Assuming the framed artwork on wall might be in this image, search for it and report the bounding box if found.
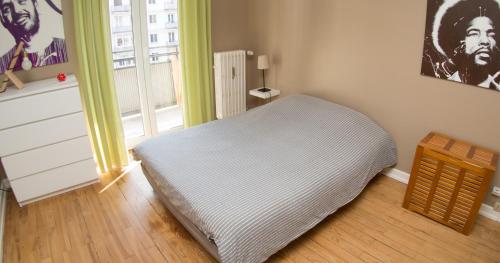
[421,0,500,91]
[0,0,67,74]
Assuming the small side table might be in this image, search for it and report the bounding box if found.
[249,88,280,100]
[403,132,498,234]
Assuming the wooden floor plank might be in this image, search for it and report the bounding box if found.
[3,171,500,263]
[365,178,500,261]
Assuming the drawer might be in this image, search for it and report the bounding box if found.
[2,136,93,180]
[10,158,98,204]
[0,112,87,157]
[0,87,82,130]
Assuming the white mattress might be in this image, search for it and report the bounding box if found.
[133,94,397,263]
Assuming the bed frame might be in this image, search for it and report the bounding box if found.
[140,164,222,262]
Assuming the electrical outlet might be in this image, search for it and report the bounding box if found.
[493,186,500,197]
[494,201,500,212]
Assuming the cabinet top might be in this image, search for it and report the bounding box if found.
[0,74,77,102]
[420,132,498,172]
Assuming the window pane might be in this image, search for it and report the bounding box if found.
[146,0,183,132]
[108,1,146,140]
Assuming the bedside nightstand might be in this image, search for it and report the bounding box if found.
[249,88,280,100]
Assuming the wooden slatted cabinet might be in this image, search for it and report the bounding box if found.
[403,132,498,234]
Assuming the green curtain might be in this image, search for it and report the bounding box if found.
[73,0,128,174]
[179,0,215,127]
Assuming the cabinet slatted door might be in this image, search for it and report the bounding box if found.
[403,132,498,235]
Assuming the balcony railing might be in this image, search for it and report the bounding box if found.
[164,2,177,10]
[165,23,178,29]
[112,52,181,113]
[111,5,130,12]
[112,25,132,33]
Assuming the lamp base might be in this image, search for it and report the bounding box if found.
[258,87,271,92]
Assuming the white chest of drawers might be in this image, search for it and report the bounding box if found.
[0,75,99,206]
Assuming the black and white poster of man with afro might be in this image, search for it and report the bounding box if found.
[421,0,500,91]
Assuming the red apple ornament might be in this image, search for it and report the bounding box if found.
[57,72,66,82]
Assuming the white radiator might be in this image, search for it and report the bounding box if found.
[214,50,247,119]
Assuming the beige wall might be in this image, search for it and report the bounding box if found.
[247,0,500,205]
[211,0,260,107]
[212,0,250,52]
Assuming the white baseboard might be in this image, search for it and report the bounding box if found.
[479,204,500,222]
[382,168,500,223]
[383,168,409,184]
[0,179,8,263]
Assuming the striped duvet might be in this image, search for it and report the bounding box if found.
[133,94,397,263]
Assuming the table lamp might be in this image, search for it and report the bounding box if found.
[257,55,270,92]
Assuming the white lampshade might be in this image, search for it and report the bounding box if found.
[257,55,269,70]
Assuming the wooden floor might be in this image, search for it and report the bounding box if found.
[4,169,500,263]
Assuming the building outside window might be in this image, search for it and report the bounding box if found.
[110,0,179,68]
[167,14,175,24]
[114,16,122,27]
[114,33,132,48]
[168,32,175,43]
[151,54,160,62]
[117,60,132,68]
[114,16,124,27]
[150,34,158,43]
[121,37,130,47]
[149,15,157,24]
[108,0,182,140]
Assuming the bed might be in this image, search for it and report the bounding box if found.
[132,94,397,263]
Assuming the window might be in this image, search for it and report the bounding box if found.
[122,38,130,47]
[114,34,132,49]
[150,34,158,43]
[167,14,175,24]
[151,54,159,62]
[168,32,175,43]
[149,15,156,24]
[107,0,183,144]
[114,16,123,27]
[116,59,134,68]
[113,15,131,28]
